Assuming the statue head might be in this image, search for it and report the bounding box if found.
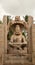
[15,25,21,35]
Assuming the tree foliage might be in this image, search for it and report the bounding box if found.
[25,15,28,22]
[0,21,2,24]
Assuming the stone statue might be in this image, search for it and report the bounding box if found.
[10,25,27,43]
[8,16,27,54]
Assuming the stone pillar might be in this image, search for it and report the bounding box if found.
[2,16,7,65]
[0,24,4,65]
[32,24,35,65]
[27,16,33,62]
[3,16,7,54]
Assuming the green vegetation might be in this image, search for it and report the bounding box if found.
[25,15,28,22]
[7,16,11,24]
[7,16,13,40]
[7,29,13,40]
[22,32,26,37]
[7,31,13,40]
[0,21,3,24]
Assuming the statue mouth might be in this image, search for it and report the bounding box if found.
[15,33,21,35]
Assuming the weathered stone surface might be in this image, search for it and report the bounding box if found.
[0,16,33,65]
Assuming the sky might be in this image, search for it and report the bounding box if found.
[0,0,35,21]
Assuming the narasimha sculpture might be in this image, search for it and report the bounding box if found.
[7,16,28,55]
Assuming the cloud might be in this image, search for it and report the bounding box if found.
[0,4,11,20]
[0,4,6,20]
[0,0,35,20]
[0,0,35,16]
